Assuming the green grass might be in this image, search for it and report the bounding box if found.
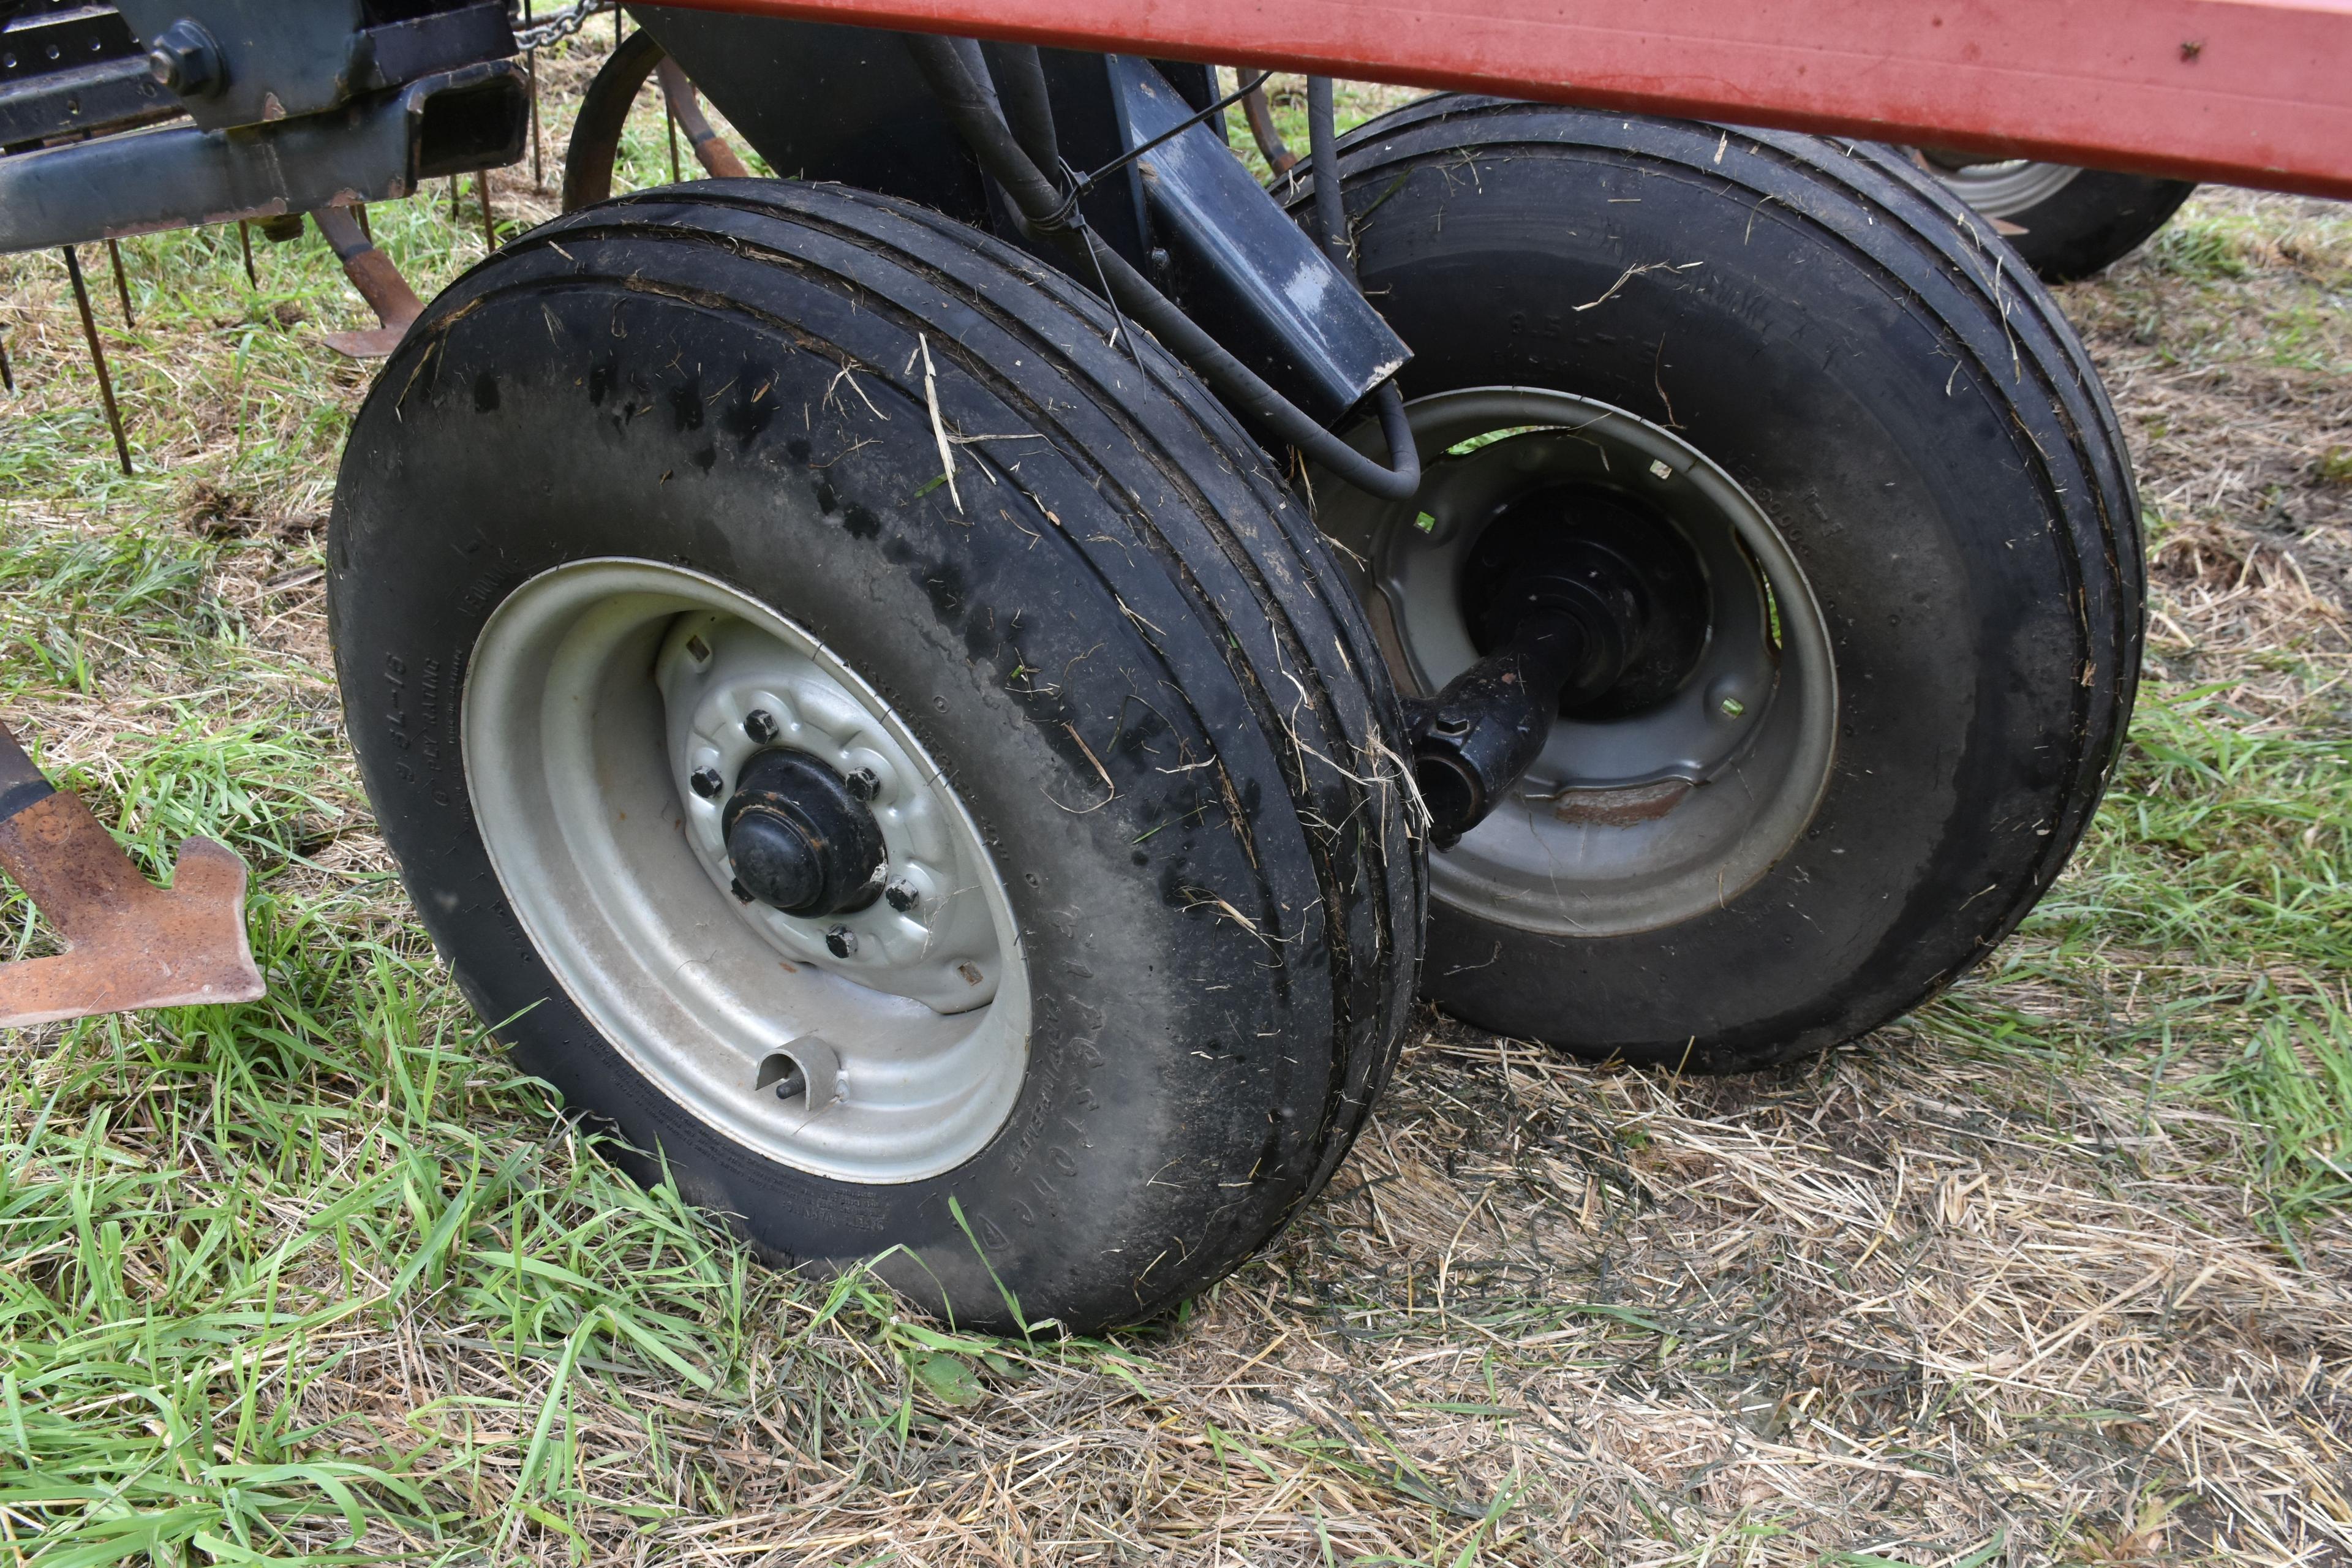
[2,58,2348,1568]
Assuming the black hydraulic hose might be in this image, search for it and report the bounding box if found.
[902,35,1421,502]
[1305,76,1350,276]
[990,43,1061,179]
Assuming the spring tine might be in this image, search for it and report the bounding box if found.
[105,238,135,328]
[61,246,132,476]
[356,202,372,243]
[0,330,13,395]
[237,219,257,287]
[478,174,497,250]
[667,96,682,183]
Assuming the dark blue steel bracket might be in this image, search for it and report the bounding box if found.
[1104,55,1403,421]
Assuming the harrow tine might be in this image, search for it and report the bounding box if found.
[0,329,13,395]
[60,246,132,477]
[237,219,258,288]
[0,723,263,1028]
[105,238,135,328]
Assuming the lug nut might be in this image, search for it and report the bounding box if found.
[743,708,779,744]
[845,766,881,801]
[730,876,754,903]
[689,765,724,799]
[824,925,857,958]
[146,18,224,98]
[884,876,919,913]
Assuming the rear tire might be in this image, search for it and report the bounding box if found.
[1310,100,2142,1072]
[1907,154,2195,282]
[329,181,1420,1332]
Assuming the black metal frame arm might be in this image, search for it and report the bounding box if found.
[902,34,1422,503]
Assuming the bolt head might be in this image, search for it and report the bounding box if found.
[689,765,724,799]
[845,766,881,801]
[145,19,222,97]
[824,925,857,959]
[729,876,754,903]
[743,708,780,744]
[884,877,919,913]
[1719,696,1746,718]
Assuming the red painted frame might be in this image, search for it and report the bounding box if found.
[652,0,2352,199]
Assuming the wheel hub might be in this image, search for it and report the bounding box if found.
[1314,389,1839,938]
[720,747,887,917]
[462,559,1028,1183]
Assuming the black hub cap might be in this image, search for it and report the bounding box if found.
[720,749,888,917]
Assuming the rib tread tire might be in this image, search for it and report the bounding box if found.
[330,181,1422,1329]
[1313,100,2142,1071]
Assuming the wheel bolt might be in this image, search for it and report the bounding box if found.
[730,876,754,903]
[884,876,919,913]
[1719,696,1746,718]
[825,925,857,958]
[845,766,881,801]
[689,765,725,799]
[744,708,780,744]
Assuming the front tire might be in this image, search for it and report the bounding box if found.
[1311,101,2143,1072]
[329,182,1421,1332]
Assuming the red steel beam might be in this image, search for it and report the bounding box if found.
[649,0,2352,198]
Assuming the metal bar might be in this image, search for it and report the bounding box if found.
[0,331,13,396]
[60,247,132,477]
[0,721,264,1028]
[105,238,135,328]
[479,173,498,249]
[655,58,750,177]
[237,219,257,287]
[638,0,2352,198]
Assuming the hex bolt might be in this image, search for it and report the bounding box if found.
[730,876,754,903]
[146,18,224,99]
[1719,696,1747,718]
[884,877,920,913]
[824,925,857,958]
[689,765,724,799]
[845,766,881,802]
[743,708,779,744]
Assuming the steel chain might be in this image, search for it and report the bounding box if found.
[511,0,616,52]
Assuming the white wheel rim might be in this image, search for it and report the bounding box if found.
[462,558,1029,1183]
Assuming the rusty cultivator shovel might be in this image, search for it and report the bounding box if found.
[0,725,263,1028]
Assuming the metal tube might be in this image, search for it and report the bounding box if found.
[902,35,1421,503]
[61,246,132,477]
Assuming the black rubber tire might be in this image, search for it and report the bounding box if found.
[1313,100,2142,1072]
[328,181,1422,1332]
[1927,161,2196,283]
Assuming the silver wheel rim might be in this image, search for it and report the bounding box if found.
[462,558,1029,1183]
[1912,152,2081,220]
[1317,389,1838,937]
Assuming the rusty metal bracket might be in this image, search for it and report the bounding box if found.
[0,725,265,1028]
[314,206,426,360]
